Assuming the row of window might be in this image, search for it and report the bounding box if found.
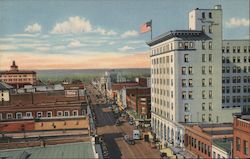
[202,12,212,19]
[222,76,250,84]
[222,86,250,94]
[188,136,211,157]
[0,75,29,78]
[182,91,193,100]
[151,43,174,55]
[152,88,173,97]
[182,66,213,75]
[151,78,174,86]
[152,97,174,108]
[153,107,174,121]
[151,55,173,65]
[1,78,32,82]
[222,46,250,53]
[184,102,213,112]
[222,66,250,73]
[222,56,250,63]
[0,110,80,120]
[151,67,174,75]
[222,96,250,103]
[236,137,249,155]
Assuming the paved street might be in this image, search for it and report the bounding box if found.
[86,84,160,159]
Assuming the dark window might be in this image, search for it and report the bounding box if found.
[202,12,205,18]
[209,12,212,18]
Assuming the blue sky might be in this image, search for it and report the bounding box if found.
[0,0,249,69]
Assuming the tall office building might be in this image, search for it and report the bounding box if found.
[147,5,249,147]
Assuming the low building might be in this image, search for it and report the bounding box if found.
[233,107,250,158]
[63,83,85,98]
[0,82,13,106]
[126,87,151,119]
[110,82,138,100]
[183,123,233,158]
[0,61,37,88]
[212,138,232,159]
[0,141,102,159]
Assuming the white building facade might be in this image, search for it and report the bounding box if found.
[148,5,249,148]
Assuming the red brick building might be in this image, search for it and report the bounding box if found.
[233,113,250,158]
[126,87,151,119]
[183,123,233,158]
[111,82,138,99]
[0,61,37,88]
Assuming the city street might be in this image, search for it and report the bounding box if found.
[86,84,160,159]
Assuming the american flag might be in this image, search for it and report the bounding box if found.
[140,21,152,33]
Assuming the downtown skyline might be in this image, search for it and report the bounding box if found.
[0,0,249,70]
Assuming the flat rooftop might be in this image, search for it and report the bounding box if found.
[0,142,95,159]
[213,138,233,153]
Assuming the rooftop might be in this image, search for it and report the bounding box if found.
[0,142,95,159]
[213,138,233,153]
[147,30,211,46]
[0,70,36,74]
[0,82,13,90]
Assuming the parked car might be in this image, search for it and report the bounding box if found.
[123,134,135,145]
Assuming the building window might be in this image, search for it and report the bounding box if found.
[57,111,63,117]
[179,42,183,48]
[209,66,212,74]
[208,114,212,122]
[184,54,189,62]
[209,78,212,86]
[202,42,205,50]
[233,46,236,53]
[189,91,193,99]
[36,112,43,118]
[184,103,189,112]
[202,103,205,110]
[209,102,212,110]
[244,46,247,53]
[73,110,78,116]
[15,112,22,119]
[188,67,193,74]
[209,12,212,18]
[202,91,206,99]
[26,112,32,118]
[209,54,212,62]
[202,54,206,62]
[202,79,206,87]
[236,137,241,151]
[202,12,205,18]
[184,115,189,122]
[189,42,194,48]
[202,66,206,74]
[182,91,186,99]
[64,111,70,116]
[209,90,212,99]
[202,114,205,122]
[182,79,186,87]
[209,41,212,50]
[7,113,12,119]
[202,25,205,32]
[209,25,212,33]
[244,140,249,155]
[237,46,240,53]
[226,46,230,53]
[47,111,52,117]
[189,79,193,87]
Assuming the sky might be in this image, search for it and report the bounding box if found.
[0,0,249,70]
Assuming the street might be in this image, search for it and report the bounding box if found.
[86,84,160,159]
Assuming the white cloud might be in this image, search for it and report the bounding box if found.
[50,16,117,36]
[68,40,83,48]
[121,30,139,38]
[51,16,92,34]
[94,28,117,36]
[225,18,250,27]
[118,45,135,52]
[25,23,42,33]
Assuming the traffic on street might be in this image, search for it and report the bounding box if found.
[85,84,161,159]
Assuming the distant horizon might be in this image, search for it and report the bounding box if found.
[0,67,150,71]
[0,0,249,69]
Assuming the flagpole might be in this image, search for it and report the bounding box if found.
[150,19,152,40]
